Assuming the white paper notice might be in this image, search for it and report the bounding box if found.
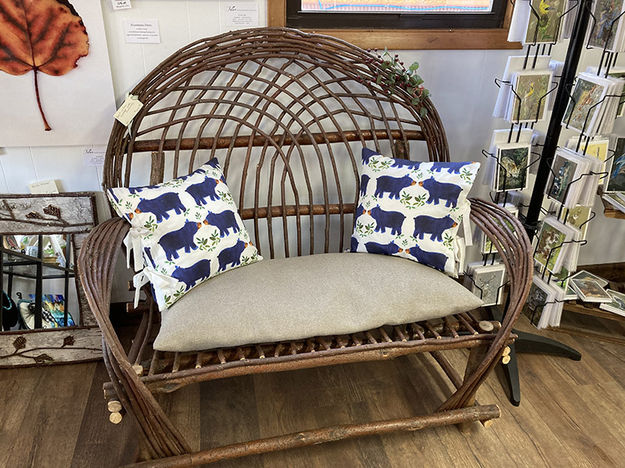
[220,1,258,31]
[83,146,107,167]
[111,0,132,10]
[29,180,59,194]
[124,19,160,44]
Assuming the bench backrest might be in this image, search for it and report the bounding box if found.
[104,27,449,258]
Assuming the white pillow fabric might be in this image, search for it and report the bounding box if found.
[107,159,261,310]
[350,148,480,276]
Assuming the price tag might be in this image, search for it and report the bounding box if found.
[111,0,132,10]
[114,95,143,126]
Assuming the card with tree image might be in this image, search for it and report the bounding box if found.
[509,71,553,123]
[493,143,530,192]
[525,0,567,44]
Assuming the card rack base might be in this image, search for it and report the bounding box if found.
[489,307,582,406]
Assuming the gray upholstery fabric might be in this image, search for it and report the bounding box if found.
[154,253,483,352]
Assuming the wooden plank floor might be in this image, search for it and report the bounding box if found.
[2,315,625,468]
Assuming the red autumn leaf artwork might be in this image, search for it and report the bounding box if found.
[0,0,90,131]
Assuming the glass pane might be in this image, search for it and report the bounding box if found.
[2,234,78,331]
[301,0,494,13]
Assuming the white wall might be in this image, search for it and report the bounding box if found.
[1,0,623,272]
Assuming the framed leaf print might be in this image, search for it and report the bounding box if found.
[0,0,116,146]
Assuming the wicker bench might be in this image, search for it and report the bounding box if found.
[78,28,532,466]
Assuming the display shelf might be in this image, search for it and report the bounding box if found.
[0,235,74,330]
[2,249,75,280]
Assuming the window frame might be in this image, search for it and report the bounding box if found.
[268,0,521,50]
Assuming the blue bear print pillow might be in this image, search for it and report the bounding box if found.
[350,148,480,277]
[107,158,262,311]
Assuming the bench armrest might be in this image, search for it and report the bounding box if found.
[441,197,533,411]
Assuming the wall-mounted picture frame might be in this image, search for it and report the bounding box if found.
[0,193,101,368]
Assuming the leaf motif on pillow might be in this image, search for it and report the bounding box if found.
[399,192,426,209]
[460,168,474,183]
[368,157,392,172]
[356,221,375,237]
[443,233,454,250]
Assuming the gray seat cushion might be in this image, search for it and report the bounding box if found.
[154,253,483,352]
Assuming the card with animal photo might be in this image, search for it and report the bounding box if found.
[464,262,507,307]
[509,71,553,123]
[562,74,611,134]
[523,277,557,328]
[534,217,576,274]
[570,270,609,287]
[493,143,530,192]
[525,0,567,44]
[565,205,592,239]
[570,278,613,303]
[546,149,583,206]
[588,0,625,51]
[493,56,551,118]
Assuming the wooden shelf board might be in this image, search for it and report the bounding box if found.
[600,194,625,219]
[563,301,625,323]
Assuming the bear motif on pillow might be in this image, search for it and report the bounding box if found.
[108,158,261,310]
[351,148,480,276]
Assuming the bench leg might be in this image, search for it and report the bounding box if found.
[457,343,490,432]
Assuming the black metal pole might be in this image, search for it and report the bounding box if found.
[524,0,592,237]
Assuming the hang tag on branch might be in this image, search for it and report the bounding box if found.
[114,95,143,126]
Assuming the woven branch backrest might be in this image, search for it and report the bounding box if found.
[104,28,449,258]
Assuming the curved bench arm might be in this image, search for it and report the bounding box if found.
[440,198,533,411]
[78,218,191,459]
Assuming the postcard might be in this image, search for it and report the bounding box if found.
[465,263,507,307]
[570,278,613,302]
[525,0,567,44]
[571,270,610,287]
[523,277,556,328]
[510,71,553,123]
[599,289,625,317]
[588,0,625,51]
[534,217,575,274]
[547,150,580,205]
[562,74,610,134]
[565,205,592,239]
[494,144,531,192]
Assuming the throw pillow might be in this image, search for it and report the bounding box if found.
[107,158,261,310]
[350,148,480,276]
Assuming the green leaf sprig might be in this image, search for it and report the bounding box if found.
[366,48,430,117]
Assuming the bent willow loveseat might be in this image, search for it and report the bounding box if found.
[79,28,532,466]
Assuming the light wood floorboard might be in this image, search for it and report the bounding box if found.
[1,316,625,468]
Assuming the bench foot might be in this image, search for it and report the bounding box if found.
[127,405,500,467]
